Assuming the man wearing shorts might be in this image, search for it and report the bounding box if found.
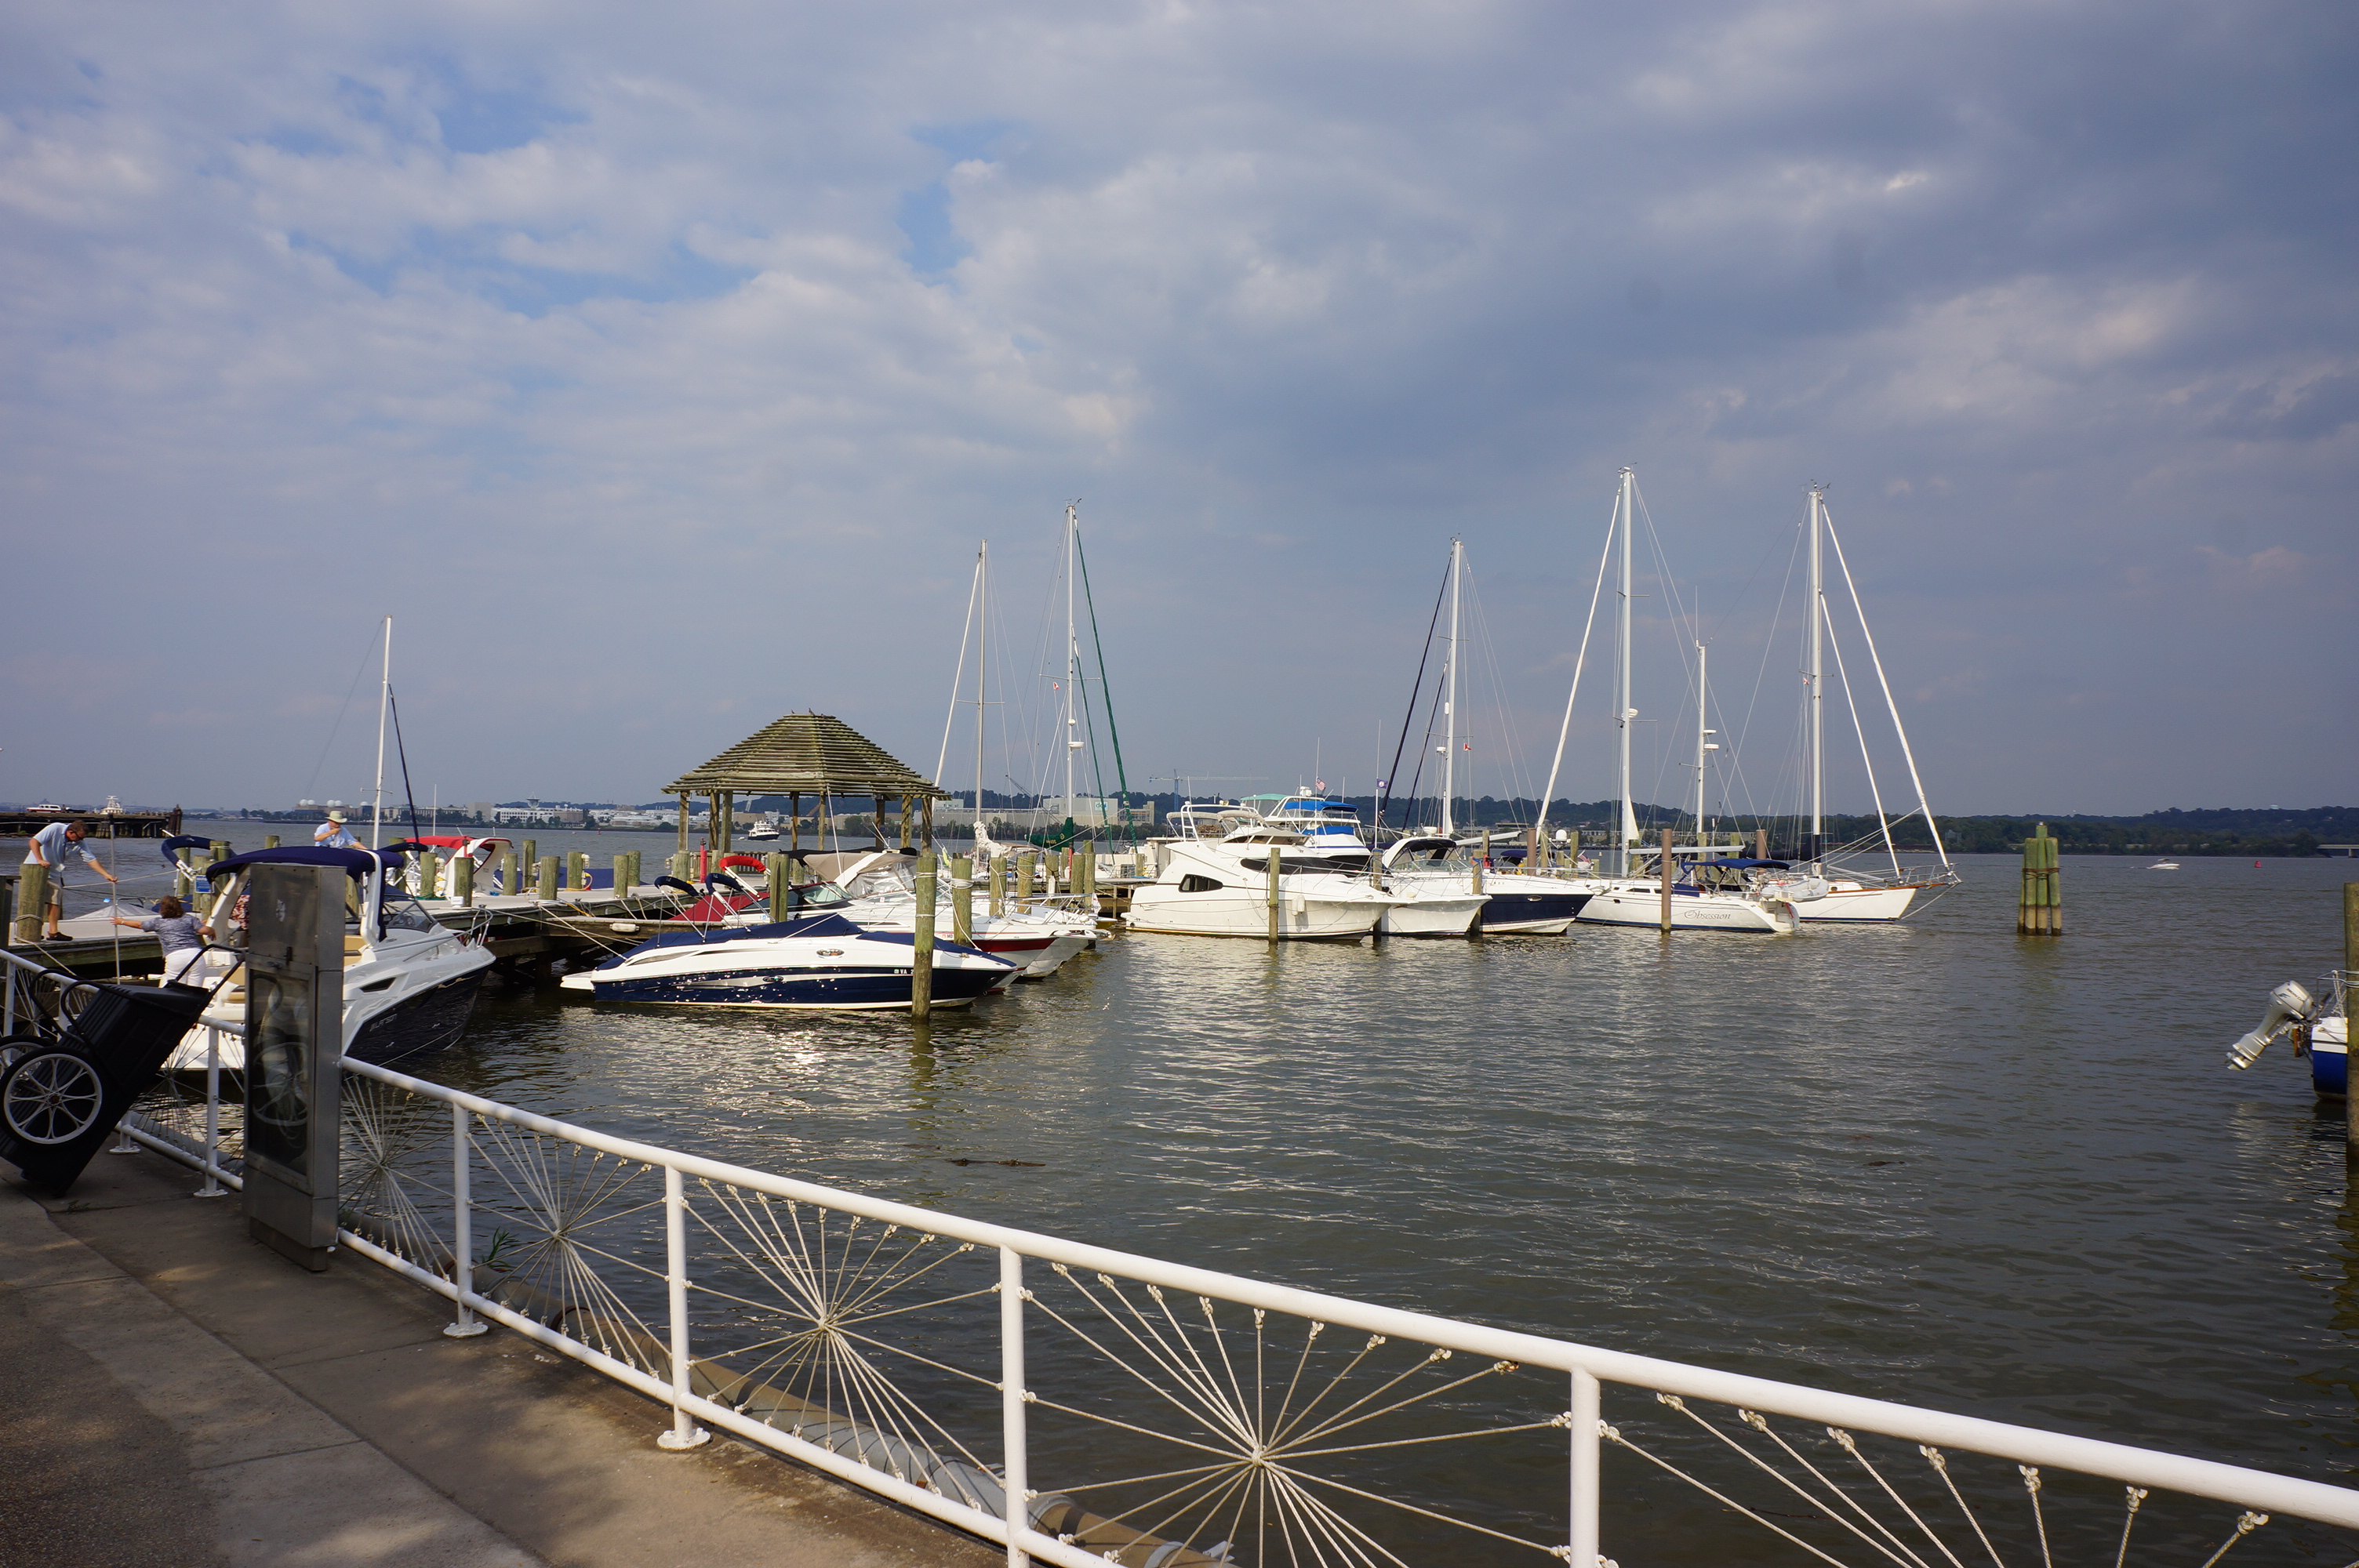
[22,818,120,940]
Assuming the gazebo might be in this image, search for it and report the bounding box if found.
[665,712,951,855]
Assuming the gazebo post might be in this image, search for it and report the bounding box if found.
[675,793,688,855]
[921,796,933,850]
[789,792,799,855]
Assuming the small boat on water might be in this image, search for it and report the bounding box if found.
[1126,818,1407,940]
[558,913,1016,1009]
[2148,859,2181,871]
[1575,855,1814,934]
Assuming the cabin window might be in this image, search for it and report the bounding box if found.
[1179,874,1224,893]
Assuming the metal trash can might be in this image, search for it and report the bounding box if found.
[0,982,212,1196]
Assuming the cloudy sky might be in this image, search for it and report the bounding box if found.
[5,1,2353,818]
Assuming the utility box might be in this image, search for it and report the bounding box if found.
[242,863,346,1271]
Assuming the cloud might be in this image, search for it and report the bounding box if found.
[0,0,2354,814]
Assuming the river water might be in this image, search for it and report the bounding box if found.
[59,830,2359,1560]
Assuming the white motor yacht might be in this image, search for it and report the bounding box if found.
[1125,816,1407,940]
[165,846,495,1073]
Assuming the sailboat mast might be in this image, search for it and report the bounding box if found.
[1442,539,1461,837]
[1616,467,1634,875]
[1807,487,1824,866]
[976,542,989,835]
[371,615,391,851]
[1694,641,1708,837]
[1063,503,1078,827]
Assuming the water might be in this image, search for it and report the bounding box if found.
[55,831,2359,1556]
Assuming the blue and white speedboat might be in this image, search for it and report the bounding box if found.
[559,913,1017,1010]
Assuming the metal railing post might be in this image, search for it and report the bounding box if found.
[194,1026,225,1198]
[443,1104,487,1338]
[657,1163,710,1450]
[1571,1368,1601,1567]
[1001,1246,1030,1567]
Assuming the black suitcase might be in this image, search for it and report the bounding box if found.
[0,982,213,1196]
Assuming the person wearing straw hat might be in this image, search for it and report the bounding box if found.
[313,809,361,851]
[22,818,118,941]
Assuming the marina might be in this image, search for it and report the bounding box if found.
[5,8,2350,1559]
[10,826,2359,1563]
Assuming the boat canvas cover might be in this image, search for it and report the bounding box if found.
[204,845,404,882]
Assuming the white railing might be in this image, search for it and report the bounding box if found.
[323,1061,2359,1567]
[68,997,2359,1566]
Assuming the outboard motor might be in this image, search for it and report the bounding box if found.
[2226,981,2321,1070]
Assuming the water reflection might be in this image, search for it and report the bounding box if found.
[431,855,2359,1513]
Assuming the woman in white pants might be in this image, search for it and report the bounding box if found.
[112,895,214,984]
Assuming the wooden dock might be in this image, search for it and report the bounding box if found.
[0,809,182,840]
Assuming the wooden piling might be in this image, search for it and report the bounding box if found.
[536,855,560,901]
[2018,824,2061,934]
[264,834,281,850]
[989,852,1005,916]
[1659,828,1674,934]
[453,854,474,907]
[174,847,194,902]
[1754,829,1768,862]
[420,851,441,900]
[951,855,973,944]
[2346,884,2357,1162]
[499,851,519,899]
[1267,844,1282,943]
[911,851,936,1019]
[14,865,46,944]
[1016,851,1034,908]
[521,840,538,882]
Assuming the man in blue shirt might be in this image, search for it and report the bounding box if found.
[313,810,361,851]
[23,818,120,941]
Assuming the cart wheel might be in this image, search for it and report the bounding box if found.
[2,1048,108,1145]
[0,1033,48,1073]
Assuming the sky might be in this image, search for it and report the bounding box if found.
[4,1,2354,819]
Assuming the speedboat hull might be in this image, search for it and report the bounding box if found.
[573,916,1016,1011]
[1125,885,1394,939]
[1377,893,1486,936]
[2313,1016,2349,1098]
[1576,885,1797,933]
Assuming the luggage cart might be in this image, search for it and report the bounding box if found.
[0,980,213,1196]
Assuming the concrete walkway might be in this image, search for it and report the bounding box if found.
[0,1149,997,1568]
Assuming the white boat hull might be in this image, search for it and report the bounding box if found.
[1796,882,1921,922]
[1576,885,1797,933]
[1126,886,1393,939]
[1377,891,1486,936]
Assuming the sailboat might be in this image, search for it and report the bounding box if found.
[1786,487,1961,922]
[1376,539,1590,935]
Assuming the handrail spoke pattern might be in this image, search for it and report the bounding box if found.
[211,1058,2359,1568]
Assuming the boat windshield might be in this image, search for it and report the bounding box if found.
[375,889,442,938]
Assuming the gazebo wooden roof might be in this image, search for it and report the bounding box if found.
[665,712,949,801]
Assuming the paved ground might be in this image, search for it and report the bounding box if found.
[0,1148,999,1568]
